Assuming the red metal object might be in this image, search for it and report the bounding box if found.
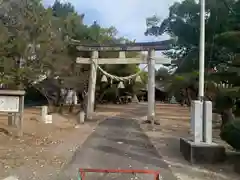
[79,168,160,180]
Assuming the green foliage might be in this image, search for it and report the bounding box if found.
[52,0,75,18]
[156,67,169,80]
[215,92,235,111]
[51,0,142,97]
[0,0,69,88]
[145,0,240,97]
[101,85,118,102]
[0,0,142,96]
[146,0,240,73]
[145,0,240,148]
[220,120,240,150]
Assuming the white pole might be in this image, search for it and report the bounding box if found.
[198,0,205,101]
[199,0,206,143]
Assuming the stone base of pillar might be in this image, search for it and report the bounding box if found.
[180,138,226,164]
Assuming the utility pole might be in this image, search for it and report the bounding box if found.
[198,0,205,101]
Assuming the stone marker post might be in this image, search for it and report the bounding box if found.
[203,101,212,144]
[191,100,203,143]
[181,100,225,164]
[79,111,85,124]
[41,106,48,122]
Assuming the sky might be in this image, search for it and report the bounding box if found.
[43,0,177,69]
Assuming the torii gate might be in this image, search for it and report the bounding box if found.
[75,40,173,123]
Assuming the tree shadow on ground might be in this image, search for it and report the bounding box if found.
[91,117,168,168]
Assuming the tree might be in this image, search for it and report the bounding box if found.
[156,66,170,81]
[145,0,240,149]
[0,0,146,111]
[0,0,69,88]
[52,0,75,18]
[0,0,91,109]
[145,0,239,73]
[145,0,240,100]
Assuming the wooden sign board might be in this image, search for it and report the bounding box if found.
[0,96,20,112]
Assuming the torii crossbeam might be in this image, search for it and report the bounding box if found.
[75,40,173,124]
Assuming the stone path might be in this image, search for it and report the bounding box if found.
[56,117,177,180]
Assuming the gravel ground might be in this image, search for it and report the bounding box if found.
[1,103,238,180]
[137,104,240,180]
[0,106,118,180]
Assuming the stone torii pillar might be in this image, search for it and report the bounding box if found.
[87,51,98,119]
[147,49,155,125]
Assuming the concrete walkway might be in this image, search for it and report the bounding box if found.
[56,117,176,180]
